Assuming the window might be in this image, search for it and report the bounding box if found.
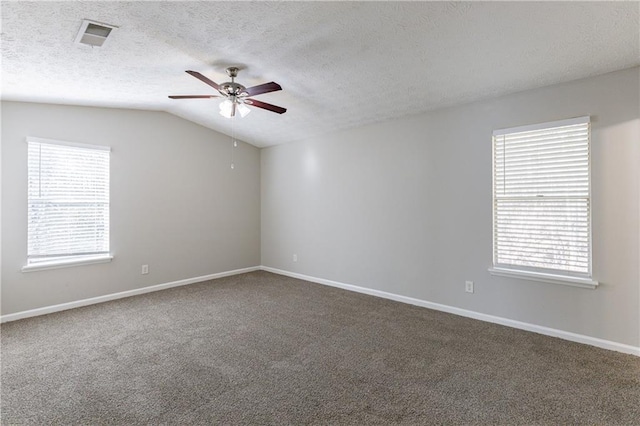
[24,137,111,271]
[489,117,597,288]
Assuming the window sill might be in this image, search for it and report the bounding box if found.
[488,267,598,289]
[22,255,113,273]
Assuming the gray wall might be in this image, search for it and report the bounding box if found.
[261,67,640,347]
[1,102,261,315]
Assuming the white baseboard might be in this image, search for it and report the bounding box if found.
[260,266,640,357]
[4,265,638,357]
[0,266,261,323]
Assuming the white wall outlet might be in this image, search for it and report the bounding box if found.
[141,264,149,275]
[465,280,474,293]
[293,254,298,262]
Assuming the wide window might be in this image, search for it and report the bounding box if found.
[24,137,111,270]
[490,116,597,288]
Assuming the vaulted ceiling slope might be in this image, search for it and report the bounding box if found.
[1,1,638,148]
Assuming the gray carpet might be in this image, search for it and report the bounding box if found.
[1,271,639,425]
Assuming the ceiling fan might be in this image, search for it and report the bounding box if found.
[169,67,287,118]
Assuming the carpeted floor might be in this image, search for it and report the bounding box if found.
[1,271,639,425]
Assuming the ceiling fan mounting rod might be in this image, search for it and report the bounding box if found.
[226,66,239,81]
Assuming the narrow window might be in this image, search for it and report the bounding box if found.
[491,117,595,286]
[25,137,111,269]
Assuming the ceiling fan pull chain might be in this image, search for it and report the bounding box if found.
[230,116,236,170]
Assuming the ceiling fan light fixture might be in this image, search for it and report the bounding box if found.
[219,99,233,118]
[237,102,251,118]
[219,99,251,118]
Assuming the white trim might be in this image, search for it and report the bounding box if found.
[492,115,590,136]
[488,267,598,289]
[26,136,111,151]
[260,266,639,357]
[1,266,260,323]
[22,255,113,272]
[4,265,636,356]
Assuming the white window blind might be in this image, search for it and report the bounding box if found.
[492,116,592,279]
[27,137,110,266]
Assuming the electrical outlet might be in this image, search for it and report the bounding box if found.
[465,280,474,293]
[141,264,149,275]
[293,254,298,262]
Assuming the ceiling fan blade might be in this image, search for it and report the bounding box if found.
[245,98,287,114]
[185,70,220,91]
[243,82,282,97]
[168,95,220,99]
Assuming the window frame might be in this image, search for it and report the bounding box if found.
[488,117,598,289]
[22,136,113,272]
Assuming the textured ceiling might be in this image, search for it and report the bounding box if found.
[1,1,639,148]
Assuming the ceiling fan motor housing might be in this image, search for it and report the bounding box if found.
[218,82,247,97]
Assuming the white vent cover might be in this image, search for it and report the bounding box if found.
[75,19,118,47]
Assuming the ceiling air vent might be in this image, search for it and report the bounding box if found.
[75,19,118,47]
